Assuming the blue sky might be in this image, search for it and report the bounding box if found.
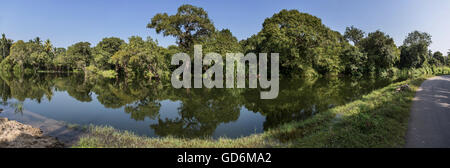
[1,0,449,53]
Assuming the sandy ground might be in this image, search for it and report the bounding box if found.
[0,117,64,148]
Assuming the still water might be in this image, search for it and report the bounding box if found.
[0,73,398,139]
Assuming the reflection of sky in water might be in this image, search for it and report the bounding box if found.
[0,91,265,138]
[0,74,398,141]
[213,107,265,138]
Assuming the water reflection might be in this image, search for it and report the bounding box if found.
[0,73,397,138]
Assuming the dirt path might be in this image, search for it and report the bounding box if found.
[406,75,450,148]
[0,117,64,148]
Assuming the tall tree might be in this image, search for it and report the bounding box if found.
[43,39,53,53]
[358,30,400,71]
[147,4,215,52]
[66,42,92,72]
[202,29,242,56]
[8,40,32,70]
[431,51,445,66]
[0,34,14,60]
[110,36,168,80]
[93,37,125,70]
[344,26,365,45]
[42,39,55,69]
[339,43,367,76]
[31,37,42,45]
[399,31,432,68]
[53,48,68,71]
[242,9,346,76]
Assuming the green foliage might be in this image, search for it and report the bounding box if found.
[2,38,65,73]
[110,36,169,80]
[0,6,446,81]
[202,29,242,56]
[8,40,29,65]
[93,37,125,69]
[430,51,445,66]
[13,64,23,75]
[53,47,69,71]
[84,65,99,78]
[241,9,346,76]
[358,30,400,72]
[66,42,92,71]
[0,34,14,61]
[98,70,118,79]
[399,31,432,68]
[0,57,13,72]
[147,4,215,52]
[344,26,365,45]
[74,125,271,148]
[340,43,367,76]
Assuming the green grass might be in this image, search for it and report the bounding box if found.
[73,125,277,148]
[73,66,450,148]
[280,78,425,147]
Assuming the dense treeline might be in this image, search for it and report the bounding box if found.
[1,5,449,80]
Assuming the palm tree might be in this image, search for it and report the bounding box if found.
[33,37,42,45]
[44,39,53,53]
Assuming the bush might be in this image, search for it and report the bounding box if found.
[83,66,117,79]
[84,65,99,77]
[13,64,23,75]
[0,57,13,72]
[24,68,33,74]
[99,70,117,79]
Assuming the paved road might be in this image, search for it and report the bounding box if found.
[406,75,450,148]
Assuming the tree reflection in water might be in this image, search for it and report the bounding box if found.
[0,73,396,138]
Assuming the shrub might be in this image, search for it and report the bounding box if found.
[99,70,117,79]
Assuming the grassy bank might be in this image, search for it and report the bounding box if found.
[74,67,450,148]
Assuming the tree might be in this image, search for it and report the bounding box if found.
[110,36,168,80]
[202,29,242,56]
[147,4,215,52]
[43,39,53,53]
[340,43,367,76]
[344,26,365,45]
[53,48,68,71]
[8,40,31,70]
[240,34,263,54]
[31,37,42,45]
[431,51,445,66]
[93,37,124,70]
[447,49,450,66]
[129,37,169,80]
[6,38,54,73]
[66,42,92,72]
[358,30,400,72]
[242,9,346,76]
[399,31,432,68]
[0,34,13,60]
[30,51,49,71]
[42,39,55,70]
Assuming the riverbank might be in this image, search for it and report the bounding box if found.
[0,117,64,148]
[73,75,434,148]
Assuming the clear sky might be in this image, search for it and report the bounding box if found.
[1,0,449,53]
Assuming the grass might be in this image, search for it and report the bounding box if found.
[73,125,277,148]
[73,66,450,148]
[281,78,425,147]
